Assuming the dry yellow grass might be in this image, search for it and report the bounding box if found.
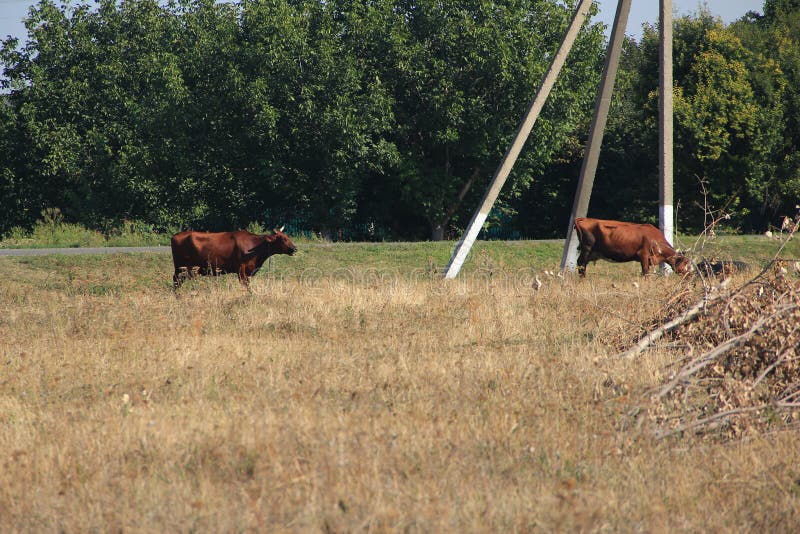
[1,251,799,532]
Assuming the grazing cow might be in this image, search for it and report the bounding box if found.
[573,218,692,277]
[171,227,297,290]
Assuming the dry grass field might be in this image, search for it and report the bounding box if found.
[1,239,800,532]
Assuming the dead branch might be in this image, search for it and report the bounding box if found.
[728,213,799,298]
[630,209,800,440]
[778,385,800,404]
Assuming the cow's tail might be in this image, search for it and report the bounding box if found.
[170,233,184,269]
[573,218,585,243]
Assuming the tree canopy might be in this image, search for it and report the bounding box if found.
[1,0,798,239]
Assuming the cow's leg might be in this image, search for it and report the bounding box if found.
[639,251,653,275]
[576,246,591,277]
[173,268,187,291]
[575,229,594,278]
[637,237,654,276]
[238,267,251,291]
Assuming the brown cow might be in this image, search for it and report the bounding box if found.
[573,218,691,277]
[171,228,297,290]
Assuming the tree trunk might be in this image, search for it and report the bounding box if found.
[428,167,481,241]
[431,223,445,241]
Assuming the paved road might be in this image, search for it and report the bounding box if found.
[0,246,170,256]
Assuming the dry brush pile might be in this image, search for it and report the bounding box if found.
[621,246,800,440]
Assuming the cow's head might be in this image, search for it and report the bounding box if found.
[270,226,298,256]
[669,252,693,274]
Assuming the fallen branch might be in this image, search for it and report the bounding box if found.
[728,215,799,298]
[640,214,800,439]
[779,387,800,404]
[657,392,800,440]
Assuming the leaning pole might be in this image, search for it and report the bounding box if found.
[560,0,632,272]
[560,0,675,273]
[443,0,594,279]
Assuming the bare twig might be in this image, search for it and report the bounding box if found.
[637,208,800,439]
[625,212,798,360]
[654,405,765,440]
[728,213,799,298]
[778,386,800,404]
[655,304,797,400]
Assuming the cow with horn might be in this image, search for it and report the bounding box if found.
[170,226,297,290]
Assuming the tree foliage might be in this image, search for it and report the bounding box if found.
[0,0,605,238]
[583,3,800,234]
[1,0,799,239]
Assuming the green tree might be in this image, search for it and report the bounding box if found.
[0,0,608,239]
[345,0,605,239]
[596,9,792,233]
[0,90,30,233]
[577,36,660,227]
[672,26,761,228]
[733,0,800,227]
[1,0,197,228]
[239,0,397,235]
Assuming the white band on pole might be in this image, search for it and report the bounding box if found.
[660,204,674,242]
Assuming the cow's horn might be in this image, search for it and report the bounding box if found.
[278,225,285,232]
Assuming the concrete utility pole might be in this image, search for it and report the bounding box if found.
[443,0,594,279]
[659,0,675,270]
[560,0,632,272]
